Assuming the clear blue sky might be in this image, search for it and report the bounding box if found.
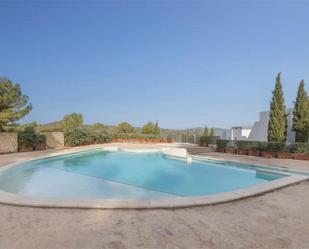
[1,1,308,129]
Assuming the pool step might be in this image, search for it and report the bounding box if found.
[185,146,214,155]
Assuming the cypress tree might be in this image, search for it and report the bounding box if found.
[203,126,209,137]
[209,128,215,137]
[154,121,160,135]
[293,80,309,142]
[268,73,287,142]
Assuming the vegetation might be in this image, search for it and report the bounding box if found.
[217,139,309,154]
[289,143,309,154]
[235,140,266,150]
[200,126,217,145]
[61,113,83,130]
[293,80,309,142]
[64,127,111,146]
[0,78,32,131]
[216,139,229,149]
[268,73,287,142]
[141,121,160,134]
[89,123,108,133]
[114,122,135,133]
[154,121,160,135]
[203,126,209,137]
[112,133,160,139]
[36,122,63,132]
[141,122,155,134]
[18,127,46,149]
[209,128,215,137]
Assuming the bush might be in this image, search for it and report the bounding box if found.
[216,139,229,149]
[36,122,63,132]
[266,142,286,152]
[289,143,309,154]
[64,127,111,146]
[18,128,45,149]
[255,142,268,151]
[235,141,251,150]
[37,134,46,144]
[235,141,267,151]
[200,136,209,145]
[112,133,160,140]
[218,139,309,154]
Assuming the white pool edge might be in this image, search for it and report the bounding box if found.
[0,146,308,209]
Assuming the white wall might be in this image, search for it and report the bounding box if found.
[248,109,295,142]
[221,127,251,140]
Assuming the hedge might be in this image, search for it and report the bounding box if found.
[289,143,309,154]
[217,139,229,149]
[112,133,161,139]
[64,127,111,146]
[217,139,309,154]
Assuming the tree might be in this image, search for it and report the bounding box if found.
[209,128,215,137]
[293,80,309,142]
[0,78,32,131]
[267,73,287,142]
[203,126,209,137]
[115,122,135,133]
[90,123,107,132]
[141,122,155,134]
[154,121,160,135]
[61,113,83,130]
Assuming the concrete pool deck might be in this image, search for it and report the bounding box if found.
[0,143,309,248]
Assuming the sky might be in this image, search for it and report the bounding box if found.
[1,1,309,129]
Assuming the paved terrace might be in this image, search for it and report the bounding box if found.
[0,144,308,249]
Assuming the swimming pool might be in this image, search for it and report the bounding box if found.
[0,149,285,200]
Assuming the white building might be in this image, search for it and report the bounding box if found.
[248,108,295,142]
[221,126,252,140]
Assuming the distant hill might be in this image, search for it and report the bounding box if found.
[160,127,226,136]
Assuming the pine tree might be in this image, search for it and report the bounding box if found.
[293,80,309,142]
[267,73,287,142]
[203,126,209,137]
[0,78,32,131]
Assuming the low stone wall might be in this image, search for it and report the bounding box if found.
[0,133,18,154]
[41,132,64,149]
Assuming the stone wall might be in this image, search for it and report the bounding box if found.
[42,132,64,149]
[0,133,18,154]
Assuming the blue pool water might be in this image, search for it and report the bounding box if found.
[0,150,284,199]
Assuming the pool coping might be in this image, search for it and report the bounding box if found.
[0,146,308,209]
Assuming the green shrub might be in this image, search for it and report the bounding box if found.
[65,127,89,146]
[235,141,252,150]
[219,139,309,154]
[235,141,268,151]
[216,139,229,149]
[289,143,309,154]
[37,134,46,144]
[255,142,268,151]
[36,122,63,132]
[112,133,160,139]
[64,127,111,146]
[266,142,287,152]
[18,128,45,148]
[200,136,209,145]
